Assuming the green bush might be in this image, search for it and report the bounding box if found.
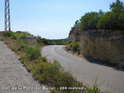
[12,35,17,39]
[70,42,80,52]
[37,36,42,44]
[34,61,61,84]
[37,36,49,45]
[18,42,27,51]
[26,47,40,60]
[41,57,48,62]
[3,31,18,39]
[65,44,70,51]
[33,60,84,93]
[4,31,14,37]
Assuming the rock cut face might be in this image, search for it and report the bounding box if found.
[68,28,124,65]
[68,28,81,43]
[80,30,124,65]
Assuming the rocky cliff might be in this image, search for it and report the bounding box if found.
[68,28,81,43]
[68,29,124,65]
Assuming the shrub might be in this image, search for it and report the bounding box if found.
[70,42,80,52]
[26,47,40,60]
[37,36,49,45]
[41,57,48,62]
[18,42,27,51]
[12,35,17,39]
[37,36,42,44]
[65,45,70,51]
[4,31,14,37]
[34,61,60,84]
[33,60,84,93]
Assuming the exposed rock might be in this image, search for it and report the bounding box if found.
[16,31,23,33]
[21,36,37,45]
[68,29,124,65]
[80,30,124,65]
[68,28,81,43]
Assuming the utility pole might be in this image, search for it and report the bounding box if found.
[5,0,11,31]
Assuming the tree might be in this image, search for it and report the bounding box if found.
[37,36,42,43]
[97,12,116,30]
[74,20,80,27]
[41,38,49,45]
[118,11,124,29]
[97,0,124,30]
[99,10,104,17]
[80,12,100,30]
[71,0,124,31]
[110,0,124,13]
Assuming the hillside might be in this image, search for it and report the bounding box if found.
[68,0,124,66]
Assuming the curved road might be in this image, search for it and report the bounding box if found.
[42,45,124,93]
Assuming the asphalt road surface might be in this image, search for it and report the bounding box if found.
[0,41,50,93]
[42,45,124,93]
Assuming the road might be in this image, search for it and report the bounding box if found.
[0,41,50,93]
[42,45,124,93]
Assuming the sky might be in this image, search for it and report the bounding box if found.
[0,0,122,39]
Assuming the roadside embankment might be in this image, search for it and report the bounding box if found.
[80,30,124,65]
[68,29,124,66]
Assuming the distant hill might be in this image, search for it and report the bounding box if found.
[48,38,68,45]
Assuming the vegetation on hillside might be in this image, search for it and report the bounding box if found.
[66,42,80,54]
[37,35,68,45]
[37,36,49,45]
[0,31,82,93]
[48,38,68,45]
[0,31,111,93]
[67,0,124,55]
[72,0,124,31]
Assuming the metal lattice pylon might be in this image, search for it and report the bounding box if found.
[5,0,11,31]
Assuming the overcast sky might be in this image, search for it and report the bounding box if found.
[0,0,120,39]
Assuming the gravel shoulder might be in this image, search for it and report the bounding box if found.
[0,41,50,93]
